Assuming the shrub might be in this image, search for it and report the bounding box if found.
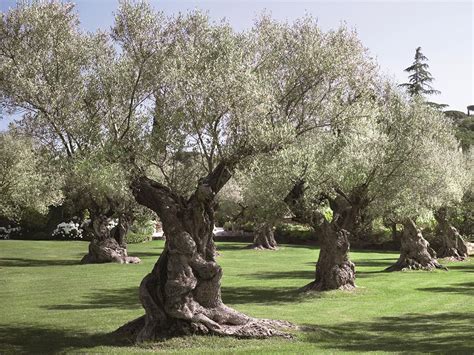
[130,219,155,234]
[125,231,152,244]
[275,223,315,240]
[0,225,21,239]
[51,221,83,240]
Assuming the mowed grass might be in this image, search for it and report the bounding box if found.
[0,240,473,354]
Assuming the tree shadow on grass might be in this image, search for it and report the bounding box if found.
[216,244,248,252]
[417,282,474,296]
[448,264,474,273]
[222,285,309,305]
[43,286,141,311]
[351,249,399,254]
[303,312,474,353]
[355,270,387,278]
[0,324,131,354]
[0,257,78,267]
[245,262,388,282]
[352,259,395,268]
[243,270,314,280]
[129,251,161,258]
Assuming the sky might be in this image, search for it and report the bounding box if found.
[0,0,473,131]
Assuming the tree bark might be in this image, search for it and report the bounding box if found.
[284,181,356,292]
[116,164,293,342]
[250,223,278,250]
[302,221,355,291]
[80,214,141,264]
[111,214,132,248]
[385,218,446,271]
[434,208,468,260]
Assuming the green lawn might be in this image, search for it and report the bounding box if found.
[0,240,473,354]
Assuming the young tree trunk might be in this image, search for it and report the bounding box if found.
[80,214,141,264]
[301,221,355,292]
[116,165,293,342]
[250,223,278,250]
[434,208,468,260]
[385,218,446,271]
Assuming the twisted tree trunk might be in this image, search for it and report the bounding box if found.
[80,214,141,264]
[251,223,278,250]
[385,218,445,271]
[434,208,468,260]
[116,164,293,342]
[111,214,132,248]
[285,181,357,292]
[302,221,355,292]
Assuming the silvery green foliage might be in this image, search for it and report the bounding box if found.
[0,1,95,156]
[216,15,380,221]
[0,132,63,220]
[0,1,151,214]
[63,153,135,215]
[262,86,468,222]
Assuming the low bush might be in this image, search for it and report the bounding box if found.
[129,219,155,236]
[0,225,21,239]
[275,223,315,240]
[125,231,152,244]
[51,221,83,240]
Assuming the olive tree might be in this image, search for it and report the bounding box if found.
[0,1,151,263]
[252,89,467,291]
[115,9,379,341]
[232,168,290,250]
[0,131,62,224]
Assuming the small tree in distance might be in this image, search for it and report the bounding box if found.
[399,47,447,109]
[399,47,440,97]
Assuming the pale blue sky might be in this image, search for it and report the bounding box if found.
[1,1,473,130]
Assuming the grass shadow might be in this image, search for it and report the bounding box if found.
[0,257,78,267]
[353,259,395,268]
[303,312,474,353]
[43,286,141,311]
[242,270,314,281]
[448,264,474,273]
[355,270,387,278]
[129,251,161,258]
[222,285,307,305]
[0,324,131,354]
[216,244,248,251]
[417,282,474,296]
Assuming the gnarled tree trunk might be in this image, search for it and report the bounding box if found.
[285,181,357,292]
[80,214,141,264]
[302,221,355,292]
[434,208,468,260]
[385,218,445,271]
[116,164,293,342]
[251,223,278,250]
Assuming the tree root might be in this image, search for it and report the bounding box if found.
[385,258,447,272]
[114,311,296,342]
[247,243,278,251]
[299,278,356,292]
